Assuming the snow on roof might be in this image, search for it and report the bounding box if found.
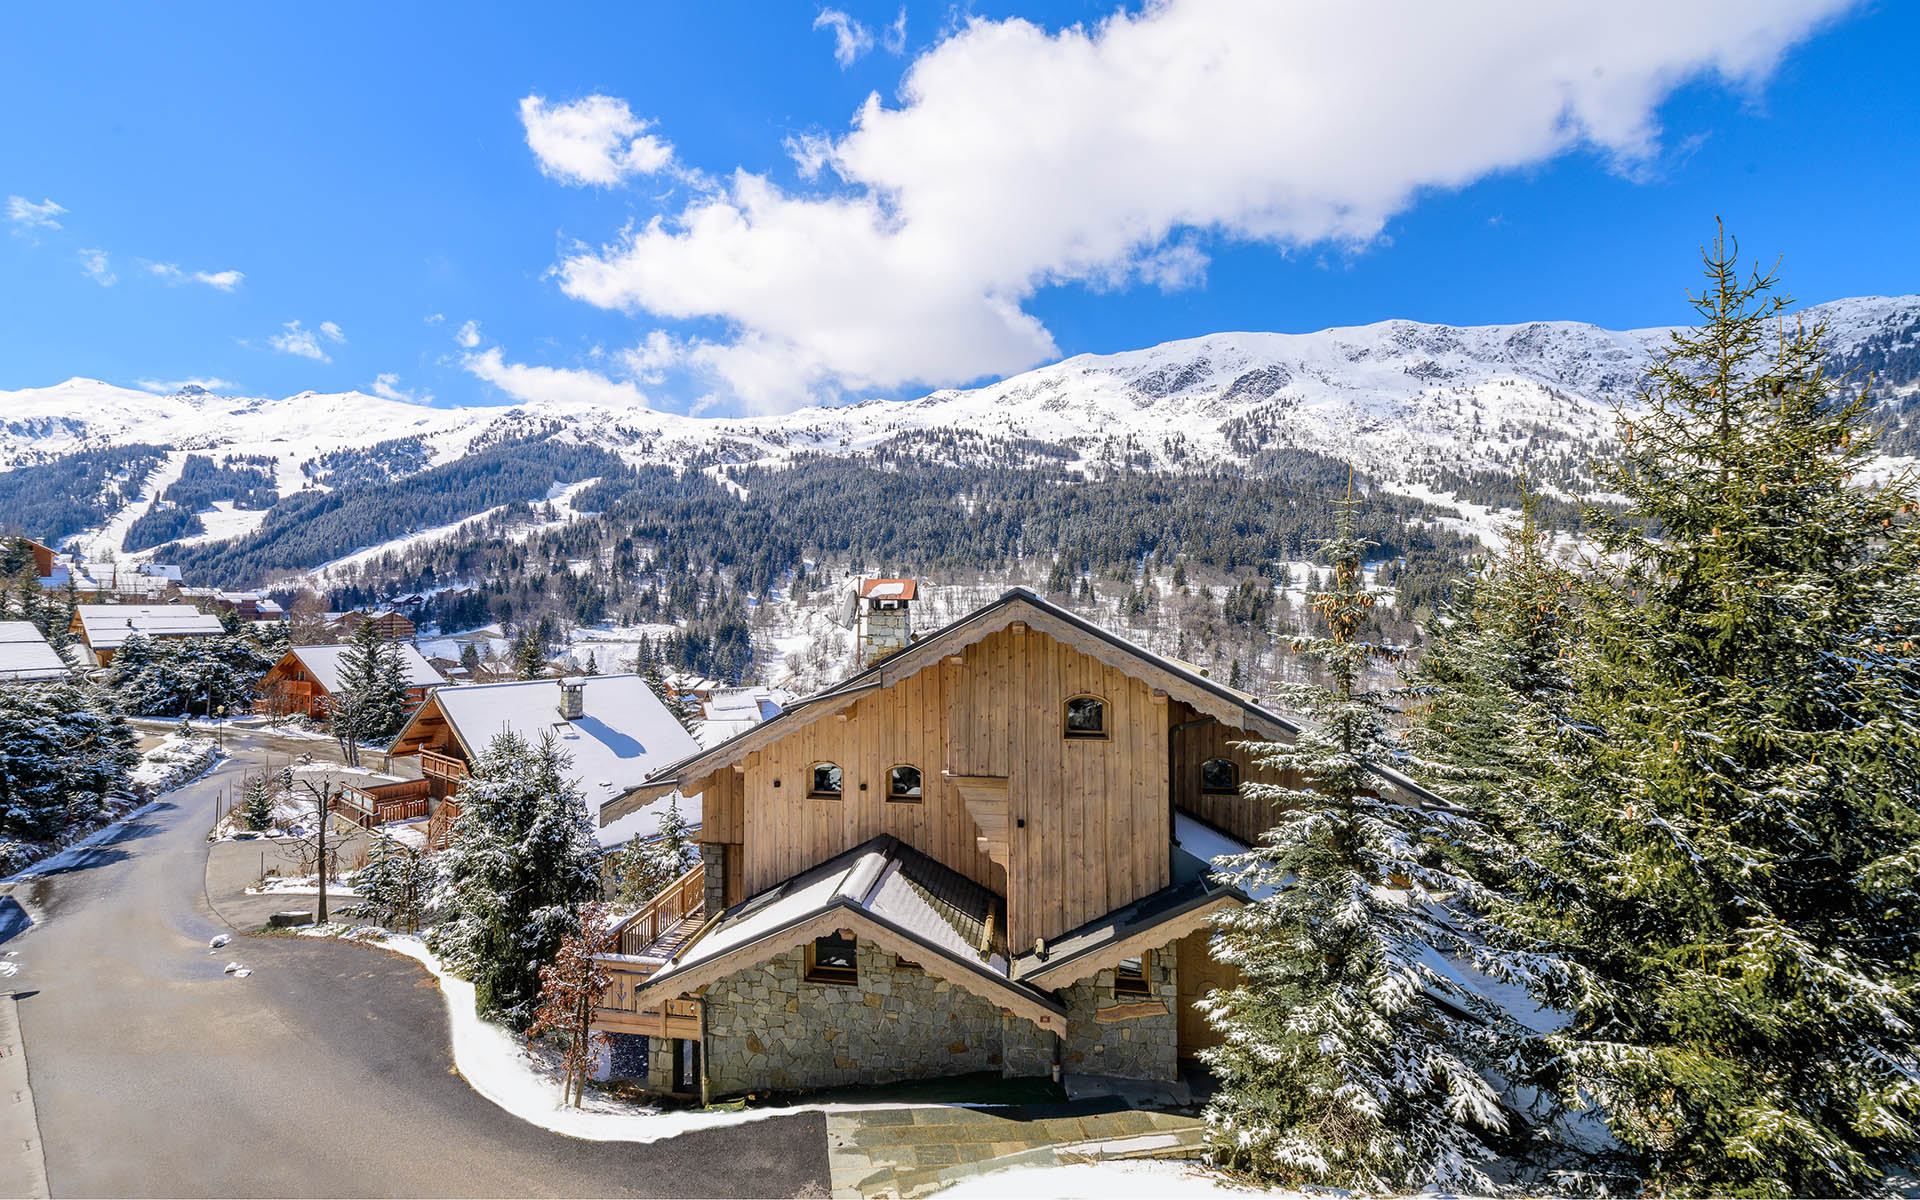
[859,578,917,600]
[0,622,70,682]
[286,643,447,694]
[431,674,701,814]
[74,604,227,650]
[593,794,704,849]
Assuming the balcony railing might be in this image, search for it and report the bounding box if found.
[590,861,710,1039]
[419,749,468,782]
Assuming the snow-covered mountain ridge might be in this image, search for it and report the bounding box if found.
[5,293,1915,556]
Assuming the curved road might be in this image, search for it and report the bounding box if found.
[6,730,827,1198]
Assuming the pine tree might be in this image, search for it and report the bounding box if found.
[0,682,139,841]
[427,730,602,1029]
[608,797,699,906]
[347,830,438,934]
[337,618,408,746]
[1201,483,1554,1194]
[514,628,546,680]
[1506,230,1920,1196]
[240,770,277,832]
[459,642,481,677]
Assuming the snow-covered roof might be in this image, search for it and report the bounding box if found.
[0,622,70,682]
[860,578,917,600]
[428,674,701,814]
[593,795,704,849]
[285,643,447,694]
[74,604,226,651]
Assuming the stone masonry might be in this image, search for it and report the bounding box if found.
[700,843,727,917]
[693,932,1184,1097]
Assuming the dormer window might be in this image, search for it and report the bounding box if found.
[809,762,844,798]
[888,764,923,802]
[1064,695,1107,740]
[1201,758,1240,794]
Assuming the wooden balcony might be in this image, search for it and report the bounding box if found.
[335,778,432,828]
[591,862,710,1039]
[419,749,468,783]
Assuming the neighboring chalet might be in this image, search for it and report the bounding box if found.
[21,539,56,580]
[68,603,226,666]
[257,643,447,719]
[0,622,71,684]
[179,587,287,625]
[379,674,700,849]
[329,609,415,642]
[695,686,783,748]
[590,585,1441,1101]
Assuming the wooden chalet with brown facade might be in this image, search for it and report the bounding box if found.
[591,586,1439,1101]
[257,643,447,719]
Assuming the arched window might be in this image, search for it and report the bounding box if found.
[809,762,843,798]
[1063,695,1107,739]
[888,764,923,802]
[1200,757,1240,794]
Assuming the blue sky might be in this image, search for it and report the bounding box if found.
[3,1,1915,415]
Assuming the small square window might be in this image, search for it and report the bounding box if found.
[809,762,843,798]
[1064,696,1107,739]
[806,933,859,985]
[888,764,923,801]
[1115,952,1151,996]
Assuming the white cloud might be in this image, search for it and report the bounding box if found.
[7,196,65,233]
[142,261,244,290]
[519,94,675,186]
[814,8,875,66]
[882,8,907,54]
[269,320,331,362]
[455,319,483,349]
[463,347,650,408]
[136,377,235,394]
[78,249,116,286]
[554,0,1854,413]
[369,372,432,405]
[319,320,346,343]
[425,312,445,325]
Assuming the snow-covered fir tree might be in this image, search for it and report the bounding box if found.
[608,796,699,906]
[239,770,277,832]
[1509,232,1920,1195]
[426,730,602,1029]
[336,618,409,744]
[1201,485,1557,1193]
[347,830,438,934]
[0,682,139,842]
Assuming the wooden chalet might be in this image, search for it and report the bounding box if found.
[384,674,700,850]
[0,621,71,684]
[591,586,1441,1100]
[330,609,416,641]
[68,603,226,666]
[256,643,447,719]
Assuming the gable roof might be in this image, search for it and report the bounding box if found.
[73,604,226,651]
[0,622,71,683]
[618,834,1065,1030]
[282,643,446,695]
[391,673,701,813]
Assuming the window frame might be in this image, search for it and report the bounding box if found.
[1199,757,1240,795]
[808,761,844,799]
[804,932,859,985]
[1063,694,1109,741]
[886,763,924,803]
[1114,950,1152,996]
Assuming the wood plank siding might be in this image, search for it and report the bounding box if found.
[1166,699,1293,845]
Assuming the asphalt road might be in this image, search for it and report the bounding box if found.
[7,730,829,1198]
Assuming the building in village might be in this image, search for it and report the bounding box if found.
[694,686,784,748]
[178,587,287,625]
[0,622,72,684]
[376,674,701,849]
[328,609,416,642]
[588,583,1440,1101]
[67,603,227,666]
[256,643,447,720]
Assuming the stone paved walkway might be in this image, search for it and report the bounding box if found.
[826,1105,1204,1198]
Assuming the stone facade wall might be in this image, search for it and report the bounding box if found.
[1055,939,1180,1082]
[692,932,1183,1097]
[702,938,1011,1096]
[701,843,727,916]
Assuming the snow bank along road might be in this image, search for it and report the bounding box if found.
[0,729,828,1198]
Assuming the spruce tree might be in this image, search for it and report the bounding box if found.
[427,730,602,1029]
[348,830,438,934]
[240,770,277,832]
[1202,484,1554,1193]
[1511,230,1920,1195]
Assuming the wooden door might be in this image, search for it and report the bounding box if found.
[1175,928,1242,1057]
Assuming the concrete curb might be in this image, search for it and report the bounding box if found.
[0,993,49,1199]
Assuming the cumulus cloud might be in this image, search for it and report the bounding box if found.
[455,319,483,349]
[462,347,650,408]
[814,8,875,66]
[136,377,235,394]
[553,0,1854,412]
[78,249,115,286]
[8,195,66,233]
[369,372,432,404]
[520,94,674,186]
[270,320,333,362]
[143,261,245,290]
[319,320,346,343]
